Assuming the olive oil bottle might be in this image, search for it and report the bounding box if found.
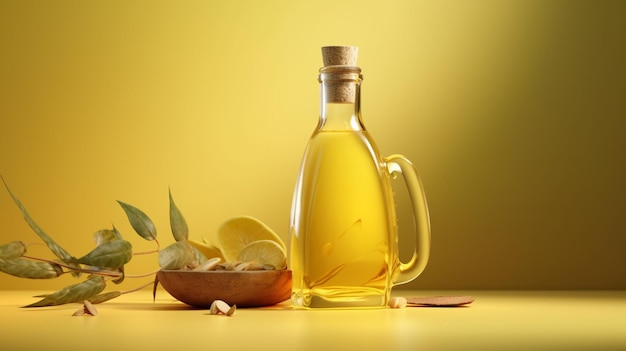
[289,46,431,308]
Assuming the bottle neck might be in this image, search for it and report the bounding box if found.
[318,66,364,131]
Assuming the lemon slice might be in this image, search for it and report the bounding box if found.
[217,216,286,262]
[237,239,287,270]
[189,238,224,261]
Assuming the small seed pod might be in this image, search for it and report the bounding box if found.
[210,299,235,316]
[193,257,222,271]
[72,300,99,316]
[388,297,408,309]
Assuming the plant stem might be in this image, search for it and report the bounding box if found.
[124,268,160,278]
[22,255,123,278]
[133,249,159,255]
[133,238,160,255]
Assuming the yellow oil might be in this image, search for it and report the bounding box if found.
[290,129,398,308]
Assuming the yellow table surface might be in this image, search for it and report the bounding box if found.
[1,290,624,351]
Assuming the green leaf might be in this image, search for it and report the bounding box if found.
[24,275,106,307]
[158,241,196,270]
[191,245,207,265]
[93,228,122,245]
[1,177,77,266]
[89,291,122,304]
[169,189,188,242]
[111,266,125,285]
[117,200,157,241]
[112,225,123,239]
[0,258,63,279]
[0,241,27,259]
[77,240,132,269]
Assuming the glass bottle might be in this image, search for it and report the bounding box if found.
[289,46,431,308]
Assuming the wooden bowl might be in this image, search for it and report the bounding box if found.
[157,269,292,308]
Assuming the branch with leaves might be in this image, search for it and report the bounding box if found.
[0,176,207,307]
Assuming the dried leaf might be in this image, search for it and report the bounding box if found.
[158,241,195,270]
[0,241,27,259]
[89,291,122,304]
[0,258,63,279]
[169,189,188,242]
[24,275,106,307]
[117,200,157,241]
[1,178,77,267]
[77,240,132,269]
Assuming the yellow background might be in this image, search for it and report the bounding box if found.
[1,0,624,291]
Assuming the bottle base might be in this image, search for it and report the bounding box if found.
[291,287,388,309]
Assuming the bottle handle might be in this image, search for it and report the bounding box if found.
[385,154,431,286]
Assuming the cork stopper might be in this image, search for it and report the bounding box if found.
[320,46,360,103]
[322,46,358,66]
